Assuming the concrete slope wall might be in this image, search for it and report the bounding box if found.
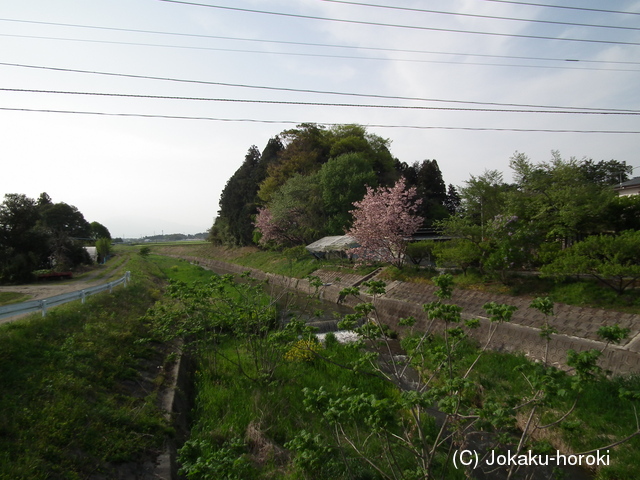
[174,256,640,376]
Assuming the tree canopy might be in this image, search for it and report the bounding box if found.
[0,193,108,283]
[435,152,633,281]
[215,123,460,248]
[213,129,633,283]
[542,230,640,294]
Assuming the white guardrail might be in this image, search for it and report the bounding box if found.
[0,271,131,321]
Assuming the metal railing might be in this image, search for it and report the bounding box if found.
[0,271,131,321]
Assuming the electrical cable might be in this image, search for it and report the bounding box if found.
[316,0,640,31]
[2,17,639,68]
[1,106,638,133]
[3,87,639,115]
[2,61,637,113]
[5,32,640,72]
[480,0,640,16]
[156,0,640,46]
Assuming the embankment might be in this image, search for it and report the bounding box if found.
[171,255,640,376]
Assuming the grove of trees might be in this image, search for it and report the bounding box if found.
[210,123,457,247]
[0,192,111,283]
[212,124,638,292]
[434,152,639,289]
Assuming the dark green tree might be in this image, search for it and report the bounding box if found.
[258,124,330,203]
[38,202,91,269]
[414,159,448,225]
[258,124,396,203]
[541,230,640,294]
[90,221,111,241]
[0,194,49,282]
[605,195,640,232]
[216,145,262,245]
[444,183,461,215]
[213,138,284,246]
[318,152,377,234]
[580,158,632,186]
[39,202,91,239]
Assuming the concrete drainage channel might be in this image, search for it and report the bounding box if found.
[154,340,193,480]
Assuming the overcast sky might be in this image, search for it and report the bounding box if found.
[1,0,639,238]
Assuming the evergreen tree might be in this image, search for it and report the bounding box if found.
[403,159,449,226]
[214,138,284,246]
[444,184,461,215]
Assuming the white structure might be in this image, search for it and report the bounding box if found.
[614,177,640,197]
[305,235,359,260]
[84,246,98,263]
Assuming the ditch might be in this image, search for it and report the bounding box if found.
[183,261,598,480]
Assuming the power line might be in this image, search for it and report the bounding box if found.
[3,17,639,68]
[2,61,637,113]
[4,87,640,115]
[2,106,638,133]
[480,0,640,16]
[157,0,640,46]
[317,0,640,31]
[7,33,640,73]
[5,32,640,73]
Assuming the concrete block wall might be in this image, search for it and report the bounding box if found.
[171,256,640,376]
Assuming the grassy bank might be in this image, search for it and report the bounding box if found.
[0,252,173,479]
[144,256,640,480]
[0,291,29,306]
[147,242,640,314]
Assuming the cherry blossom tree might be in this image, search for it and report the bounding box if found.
[346,178,423,267]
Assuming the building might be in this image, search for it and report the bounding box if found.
[84,246,98,263]
[614,177,640,197]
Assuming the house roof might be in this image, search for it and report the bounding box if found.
[306,235,358,253]
[614,176,640,190]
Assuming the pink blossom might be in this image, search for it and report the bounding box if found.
[346,178,424,268]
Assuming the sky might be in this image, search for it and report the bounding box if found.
[1,0,639,238]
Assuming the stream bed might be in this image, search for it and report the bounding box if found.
[199,262,596,480]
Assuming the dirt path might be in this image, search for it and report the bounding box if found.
[0,258,130,324]
[0,273,104,302]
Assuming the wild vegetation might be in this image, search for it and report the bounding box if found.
[1,241,639,478]
[210,124,640,293]
[141,255,640,480]
[0,250,171,478]
[433,152,640,287]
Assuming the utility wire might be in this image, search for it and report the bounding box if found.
[4,32,640,73]
[4,87,639,115]
[2,107,638,133]
[3,18,639,68]
[157,0,640,46]
[317,0,640,31]
[2,61,637,113]
[480,0,640,16]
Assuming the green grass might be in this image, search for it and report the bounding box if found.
[231,248,322,278]
[149,254,219,283]
[0,252,172,479]
[415,335,640,480]
[180,337,403,480]
[0,291,30,306]
[131,252,640,479]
